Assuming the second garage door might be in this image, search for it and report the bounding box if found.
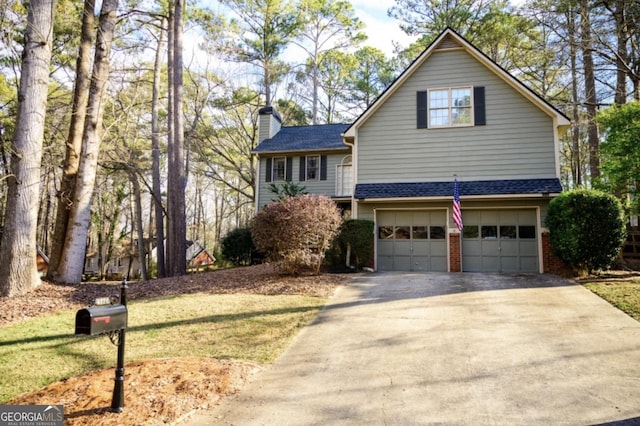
[377,210,448,272]
[462,209,539,273]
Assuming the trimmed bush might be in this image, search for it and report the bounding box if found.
[325,219,374,272]
[221,227,259,266]
[251,194,342,275]
[545,189,626,275]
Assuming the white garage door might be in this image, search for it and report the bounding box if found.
[462,209,538,273]
[377,211,448,272]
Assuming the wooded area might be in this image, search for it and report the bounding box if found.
[0,0,638,295]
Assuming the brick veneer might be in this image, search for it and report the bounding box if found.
[449,233,461,272]
[541,232,573,275]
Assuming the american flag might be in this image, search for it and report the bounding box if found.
[453,179,463,231]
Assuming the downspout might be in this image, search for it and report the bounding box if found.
[254,153,261,212]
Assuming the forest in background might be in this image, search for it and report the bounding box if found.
[0,0,638,293]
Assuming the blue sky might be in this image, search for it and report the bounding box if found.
[350,0,416,56]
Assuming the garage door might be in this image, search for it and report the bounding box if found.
[462,209,538,273]
[377,211,447,272]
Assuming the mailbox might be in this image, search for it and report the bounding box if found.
[75,305,128,336]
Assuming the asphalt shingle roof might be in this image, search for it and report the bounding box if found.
[354,178,563,199]
[254,123,350,153]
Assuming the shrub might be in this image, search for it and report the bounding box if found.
[325,219,374,271]
[221,227,259,266]
[545,189,626,275]
[251,194,342,275]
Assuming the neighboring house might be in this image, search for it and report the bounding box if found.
[85,240,216,280]
[254,28,570,274]
[36,247,49,277]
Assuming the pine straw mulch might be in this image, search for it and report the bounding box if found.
[0,263,345,327]
[1,264,348,425]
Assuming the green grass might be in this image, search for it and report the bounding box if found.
[0,293,327,402]
[584,279,640,321]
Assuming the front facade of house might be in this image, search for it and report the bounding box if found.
[254,29,570,274]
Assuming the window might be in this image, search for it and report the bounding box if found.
[429,87,472,127]
[306,155,320,180]
[272,157,286,181]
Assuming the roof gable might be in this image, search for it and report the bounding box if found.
[254,123,350,154]
[344,27,570,139]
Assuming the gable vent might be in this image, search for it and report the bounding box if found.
[435,34,461,50]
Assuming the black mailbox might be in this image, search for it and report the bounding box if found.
[75,305,128,336]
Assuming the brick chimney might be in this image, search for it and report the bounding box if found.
[258,106,282,143]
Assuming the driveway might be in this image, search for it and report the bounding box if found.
[185,273,640,425]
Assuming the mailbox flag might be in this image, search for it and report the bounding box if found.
[453,179,463,231]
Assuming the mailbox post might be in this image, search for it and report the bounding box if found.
[74,278,128,413]
[110,280,127,412]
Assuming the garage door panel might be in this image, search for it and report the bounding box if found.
[413,256,430,271]
[394,256,412,270]
[378,256,394,271]
[376,210,447,272]
[462,209,539,273]
[463,240,482,256]
[431,256,448,271]
[378,240,394,256]
[395,241,412,256]
[519,241,537,256]
[482,256,500,272]
[412,241,429,256]
[520,256,538,273]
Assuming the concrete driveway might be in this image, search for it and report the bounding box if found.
[185,273,640,425]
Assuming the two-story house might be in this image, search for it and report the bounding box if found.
[254,28,570,274]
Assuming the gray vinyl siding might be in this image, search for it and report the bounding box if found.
[356,49,558,184]
[257,151,350,209]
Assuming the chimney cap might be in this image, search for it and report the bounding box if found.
[258,106,282,123]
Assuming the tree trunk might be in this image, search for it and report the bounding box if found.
[167,0,187,276]
[0,0,55,297]
[152,17,166,278]
[613,0,628,105]
[567,4,582,187]
[47,0,94,280]
[580,0,600,181]
[128,168,148,281]
[54,0,119,284]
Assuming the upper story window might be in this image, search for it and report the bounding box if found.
[428,87,472,127]
[305,155,320,181]
[417,86,485,129]
[272,156,286,181]
[299,155,327,182]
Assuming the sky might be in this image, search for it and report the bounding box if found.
[349,0,417,56]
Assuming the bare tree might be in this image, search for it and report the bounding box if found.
[0,0,55,296]
[54,0,119,284]
[166,0,187,276]
[47,0,94,280]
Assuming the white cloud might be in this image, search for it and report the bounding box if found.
[351,1,417,56]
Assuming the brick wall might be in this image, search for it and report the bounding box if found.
[449,233,461,272]
[541,232,573,276]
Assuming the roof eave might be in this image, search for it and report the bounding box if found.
[252,146,350,155]
[356,193,561,202]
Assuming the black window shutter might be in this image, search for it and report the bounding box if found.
[474,86,486,125]
[299,157,306,181]
[285,156,293,181]
[320,155,327,181]
[417,91,428,128]
[265,158,272,182]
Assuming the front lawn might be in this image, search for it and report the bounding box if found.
[584,278,640,321]
[0,292,327,403]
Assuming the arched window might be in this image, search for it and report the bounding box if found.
[336,155,353,196]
